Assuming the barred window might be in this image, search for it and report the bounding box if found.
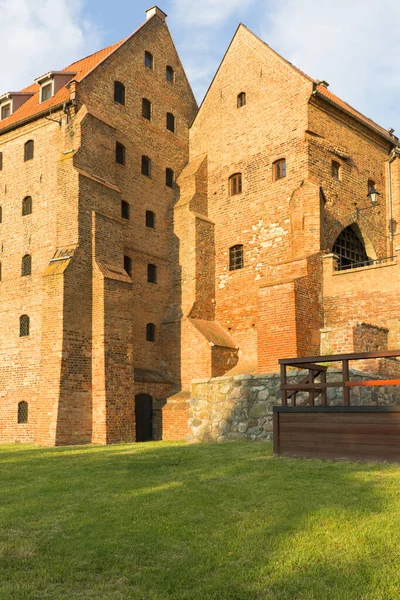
[22,254,32,276]
[273,159,286,181]
[116,142,125,166]
[229,244,244,271]
[146,210,155,228]
[147,263,157,283]
[166,112,175,132]
[146,323,156,342]
[124,255,132,276]
[166,168,174,187]
[24,140,34,161]
[20,315,30,337]
[145,51,153,69]
[121,200,130,220]
[229,173,242,196]
[237,92,246,108]
[18,401,28,424]
[332,160,341,180]
[166,66,174,83]
[114,81,125,105]
[142,155,151,177]
[333,225,370,270]
[142,98,151,120]
[22,196,32,216]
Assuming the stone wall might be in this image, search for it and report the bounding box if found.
[187,370,400,443]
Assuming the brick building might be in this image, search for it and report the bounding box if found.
[1,8,400,445]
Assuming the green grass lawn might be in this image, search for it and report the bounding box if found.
[1,442,400,600]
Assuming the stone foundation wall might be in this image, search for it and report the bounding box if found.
[187,370,400,443]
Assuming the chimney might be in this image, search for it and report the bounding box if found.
[316,80,329,88]
[146,6,167,20]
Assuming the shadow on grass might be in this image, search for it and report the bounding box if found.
[0,442,399,599]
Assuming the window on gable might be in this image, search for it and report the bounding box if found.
[273,158,286,181]
[229,173,242,196]
[21,254,32,276]
[237,92,246,108]
[166,168,174,187]
[24,140,34,161]
[124,255,132,276]
[18,401,28,424]
[229,244,244,271]
[166,66,174,83]
[121,200,130,220]
[41,82,52,102]
[20,314,30,337]
[114,81,125,105]
[116,142,125,165]
[147,263,157,283]
[145,51,153,69]
[332,160,341,180]
[146,210,155,228]
[142,98,151,120]
[142,155,151,177]
[22,196,32,216]
[1,103,11,120]
[146,323,156,342]
[166,112,175,132]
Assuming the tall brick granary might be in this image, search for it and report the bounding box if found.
[1,7,400,445]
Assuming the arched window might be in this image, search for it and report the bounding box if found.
[18,401,28,424]
[0,151,3,170]
[22,196,32,216]
[166,66,174,83]
[142,156,151,177]
[114,81,125,105]
[166,168,174,187]
[237,92,246,108]
[24,140,34,161]
[147,263,157,283]
[333,225,371,270]
[229,244,244,271]
[121,200,130,220]
[142,98,151,120]
[332,160,341,180]
[166,112,175,132]
[116,142,125,165]
[229,173,242,196]
[20,315,30,337]
[144,51,153,69]
[146,323,156,342]
[21,254,32,276]
[124,255,132,276]
[273,159,286,181]
[146,210,155,228]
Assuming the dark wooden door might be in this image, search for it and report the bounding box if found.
[135,394,153,442]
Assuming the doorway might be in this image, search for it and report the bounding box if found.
[135,393,153,442]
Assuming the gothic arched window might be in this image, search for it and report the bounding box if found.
[333,225,371,270]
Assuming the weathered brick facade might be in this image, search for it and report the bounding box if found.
[1,10,399,444]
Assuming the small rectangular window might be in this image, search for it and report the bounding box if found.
[368,179,375,191]
[124,255,132,276]
[116,142,125,166]
[229,245,244,271]
[166,112,175,132]
[166,168,174,187]
[121,200,130,220]
[24,140,34,161]
[1,103,11,120]
[142,98,151,120]
[114,81,125,105]
[274,159,286,181]
[332,161,340,180]
[0,152,2,171]
[142,156,151,177]
[41,83,52,102]
[146,210,155,228]
[166,66,174,83]
[147,263,157,283]
[145,51,153,69]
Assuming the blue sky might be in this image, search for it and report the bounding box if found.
[1,0,400,133]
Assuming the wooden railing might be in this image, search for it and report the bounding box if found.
[279,350,400,407]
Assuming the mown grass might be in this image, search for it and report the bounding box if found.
[0,441,400,599]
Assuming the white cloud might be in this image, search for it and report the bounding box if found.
[0,0,100,94]
[260,0,400,132]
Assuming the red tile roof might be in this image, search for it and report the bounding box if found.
[0,40,123,133]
